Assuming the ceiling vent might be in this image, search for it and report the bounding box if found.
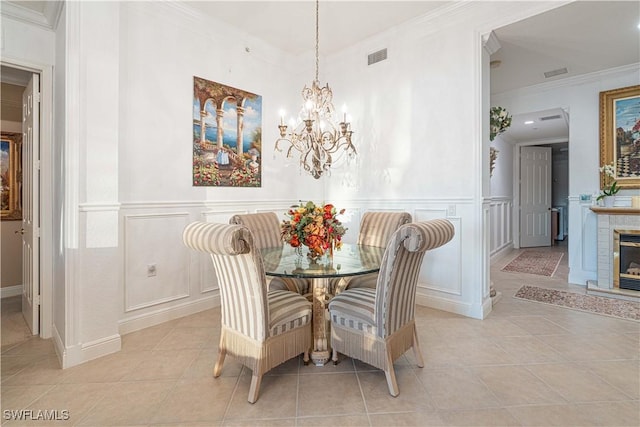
[368,48,387,66]
[543,67,568,78]
[540,114,562,121]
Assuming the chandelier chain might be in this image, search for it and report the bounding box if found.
[315,0,319,82]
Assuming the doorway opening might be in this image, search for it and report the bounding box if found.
[0,63,46,338]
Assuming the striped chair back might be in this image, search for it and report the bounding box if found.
[183,222,269,341]
[357,212,412,248]
[230,212,283,250]
[374,219,455,337]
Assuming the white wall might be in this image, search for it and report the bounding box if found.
[492,65,640,284]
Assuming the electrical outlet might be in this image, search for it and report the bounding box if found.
[447,205,456,216]
[147,264,157,277]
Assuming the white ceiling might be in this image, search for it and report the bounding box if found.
[3,0,639,143]
[184,1,449,56]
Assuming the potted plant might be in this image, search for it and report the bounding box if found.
[597,162,620,207]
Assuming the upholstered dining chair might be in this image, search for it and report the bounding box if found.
[182,221,312,404]
[230,212,311,295]
[333,211,412,295]
[328,219,455,397]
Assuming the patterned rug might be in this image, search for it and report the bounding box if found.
[514,285,640,321]
[501,250,563,276]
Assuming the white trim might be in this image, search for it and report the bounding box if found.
[78,202,121,212]
[0,1,63,30]
[493,63,640,98]
[1,285,22,298]
[119,294,220,335]
[416,291,488,320]
[52,323,65,366]
[80,334,122,364]
[490,243,514,263]
[482,31,501,55]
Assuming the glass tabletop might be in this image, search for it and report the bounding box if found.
[261,243,384,279]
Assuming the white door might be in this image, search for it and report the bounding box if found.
[22,74,40,335]
[520,146,552,248]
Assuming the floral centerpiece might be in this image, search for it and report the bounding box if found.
[281,201,346,257]
[489,106,512,141]
[597,162,620,202]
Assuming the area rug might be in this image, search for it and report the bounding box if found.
[501,250,563,276]
[514,285,640,321]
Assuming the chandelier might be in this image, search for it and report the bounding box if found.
[275,0,356,179]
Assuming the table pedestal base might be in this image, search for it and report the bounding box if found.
[310,278,331,366]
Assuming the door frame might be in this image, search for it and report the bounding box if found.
[513,139,568,249]
[1,57,53,339]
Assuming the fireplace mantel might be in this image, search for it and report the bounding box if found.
[590,207,640,215]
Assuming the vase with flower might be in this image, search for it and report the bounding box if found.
[597,162,620,207]
[281,201,346,263]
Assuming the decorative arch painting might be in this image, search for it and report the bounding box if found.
[193,76,262,187]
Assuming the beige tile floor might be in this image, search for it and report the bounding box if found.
[2,241,639,426]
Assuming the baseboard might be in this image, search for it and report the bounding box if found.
[416,290,487,320]
[490,243,513,262]
[51,323,65,368]
[119,294,220,335]
[1,284,22,298]
[81,334,122,363]
[51,324,81,369]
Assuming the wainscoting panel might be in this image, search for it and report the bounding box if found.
[124,213,191,311]
[414,208,462,296]
[489,197,512,256]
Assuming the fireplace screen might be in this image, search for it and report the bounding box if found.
[614,230,640,291]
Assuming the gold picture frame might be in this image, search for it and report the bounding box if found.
[599,85,640,189]
[1,132,22,220]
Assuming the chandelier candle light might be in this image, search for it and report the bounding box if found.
[275,0,356,179]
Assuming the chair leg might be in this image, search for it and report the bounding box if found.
[384,350,399,397]
[412,326,425,368]
[303,349,310,365]
[332,348,339,365]
[248,373,263,404]
[213,334,226,378]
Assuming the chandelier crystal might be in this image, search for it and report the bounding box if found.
[275,0,356,179]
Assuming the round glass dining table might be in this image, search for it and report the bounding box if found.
[261,243,385,366]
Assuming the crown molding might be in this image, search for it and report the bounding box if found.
[483,31,501,55]
[493,63,640,98]
[0,1,63,30]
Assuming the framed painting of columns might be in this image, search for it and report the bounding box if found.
[600,85,640,189]
[193,76,262,187]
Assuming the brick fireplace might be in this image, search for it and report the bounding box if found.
[589,206,640,300]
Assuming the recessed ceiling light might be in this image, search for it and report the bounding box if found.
[524,120,534,125]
